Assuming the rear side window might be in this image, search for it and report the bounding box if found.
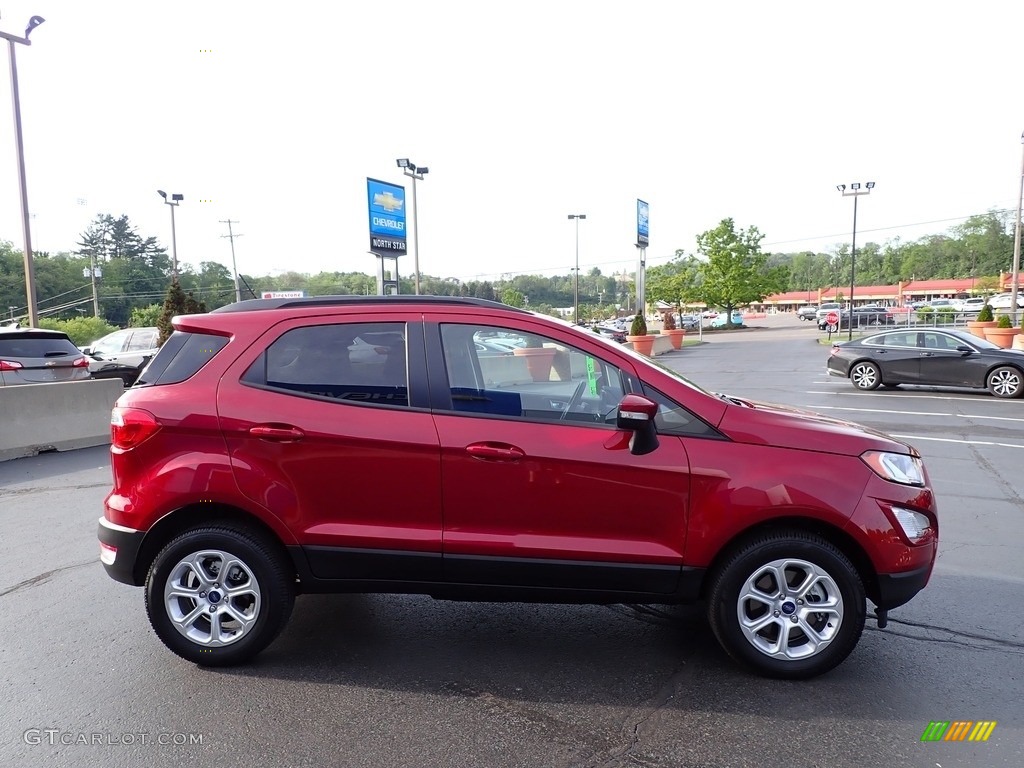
[135,332,228,386]
[242,322,409,408]
[0,333,81,358]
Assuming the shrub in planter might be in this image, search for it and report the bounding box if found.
[997,313,1013,329]
[977,304,994,322]
[662,313,676,331]
[629,315,648,337]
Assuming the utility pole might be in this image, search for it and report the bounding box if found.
[220,219,242,303]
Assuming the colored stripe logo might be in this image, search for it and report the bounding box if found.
[921,721,997,742]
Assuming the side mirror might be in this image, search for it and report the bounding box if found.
[81,346,93,356]
[956,345,974,354]
[616,394,660,456]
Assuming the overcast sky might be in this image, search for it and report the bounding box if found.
[0,0,1022,287]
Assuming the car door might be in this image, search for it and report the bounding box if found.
[426,316,690,595]
[917,331,987,387]
[865,331,923,383]
[217,313,443,582]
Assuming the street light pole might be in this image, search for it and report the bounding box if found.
[2,16,45,327]
[568,214,586,324]
[1010,130,1023,327]
[396,159,429,294]
[837,182,875,341]
[157,190,183,280]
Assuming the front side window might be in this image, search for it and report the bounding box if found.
[244,322,408,407]
[439,324,624,424]
[93,331,130,356]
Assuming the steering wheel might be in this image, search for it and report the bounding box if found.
[560,379,590,421]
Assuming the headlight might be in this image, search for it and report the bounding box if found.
[891,506,932,543]
[861,451,926,486]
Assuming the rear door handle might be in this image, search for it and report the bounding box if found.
[466,443,525,462]
[250,425,305,442]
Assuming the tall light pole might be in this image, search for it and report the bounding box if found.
[220,219,243,302]
[396,158,428,294]
[568,214,586,324]
[1010,130,1023,327]
[837,181,875,340]
[2,15,45,327]
[157,190,183,280]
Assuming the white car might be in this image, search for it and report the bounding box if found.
[987,293,1024,309]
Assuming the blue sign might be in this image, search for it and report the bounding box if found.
[367,178,407,255]
[637,199,649,247]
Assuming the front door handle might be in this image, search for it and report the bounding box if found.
[466,442,525,462]
[250,425,305,442]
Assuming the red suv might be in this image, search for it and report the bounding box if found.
[97,296,938,679]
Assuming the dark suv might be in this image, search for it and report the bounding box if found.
[98,297,939,679]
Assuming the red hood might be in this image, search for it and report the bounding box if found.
[713,394,917,457]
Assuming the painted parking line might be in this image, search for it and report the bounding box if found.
[806,389,1013,405]
[810,405,1024,424]
[889,434,1024,450]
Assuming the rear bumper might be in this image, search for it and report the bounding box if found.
[97,516,145,586]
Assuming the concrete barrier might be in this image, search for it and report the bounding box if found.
[0,379,122,462]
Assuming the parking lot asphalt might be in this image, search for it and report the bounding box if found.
[1,316,1021,768]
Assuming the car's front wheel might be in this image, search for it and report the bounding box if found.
[145,525,295,666]
[849,361,881,390]
[987,366,1024,399]
[707,531,866,679]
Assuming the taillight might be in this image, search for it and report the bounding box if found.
[0,359,23,371]
[73,357,90,368]
[110,407,160,451]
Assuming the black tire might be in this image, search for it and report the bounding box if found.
[706,530,866,680]
[986,366,1024,399]
[145,525,295,666]
[881,383,901,390]
[849,361,881,391]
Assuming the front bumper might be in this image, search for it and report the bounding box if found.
[97,516,145,586]
[875,564,932,610]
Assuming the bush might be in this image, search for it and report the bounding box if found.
[130,304,162,328]
[37,316,119,347]
[977,304,994,322]
[630,315,648,336]
[662,312,676,331]
[996,313,1013,329]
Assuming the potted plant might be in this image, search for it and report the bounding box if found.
[660,311,686,350]
[982,312,1021,349]
[626,315,656,356]
[512,334,558,381]
[967,303,997,339]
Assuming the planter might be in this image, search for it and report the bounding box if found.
[512,347,557,381]
[982,327,1021,349]
[966,320,997,339]
[626,334,657,356]
[1014,333,1024,351]
[661,328,686,350]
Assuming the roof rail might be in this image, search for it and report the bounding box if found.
[210,295,528,314]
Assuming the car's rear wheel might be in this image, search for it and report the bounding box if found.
[987,366,1024,399]
[707,531,866,679]
[849,361,881,390]
[145,526,295,666]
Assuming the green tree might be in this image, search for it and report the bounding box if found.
[647,253,704,311]
[501,288,525,308]
[37,316,119,347]
[130,304,162,327]
[695,219,789,326]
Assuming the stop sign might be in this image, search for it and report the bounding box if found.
[826,311,839,325]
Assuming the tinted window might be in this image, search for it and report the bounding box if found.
[874,332,918,348]
[439,323,624,425]
[136,332,228,386]
[0,333,80,358]
[245,322,408,407]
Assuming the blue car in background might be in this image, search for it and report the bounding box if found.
[710,310,745,328]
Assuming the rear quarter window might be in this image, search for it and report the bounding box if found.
[135,332,229,386]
